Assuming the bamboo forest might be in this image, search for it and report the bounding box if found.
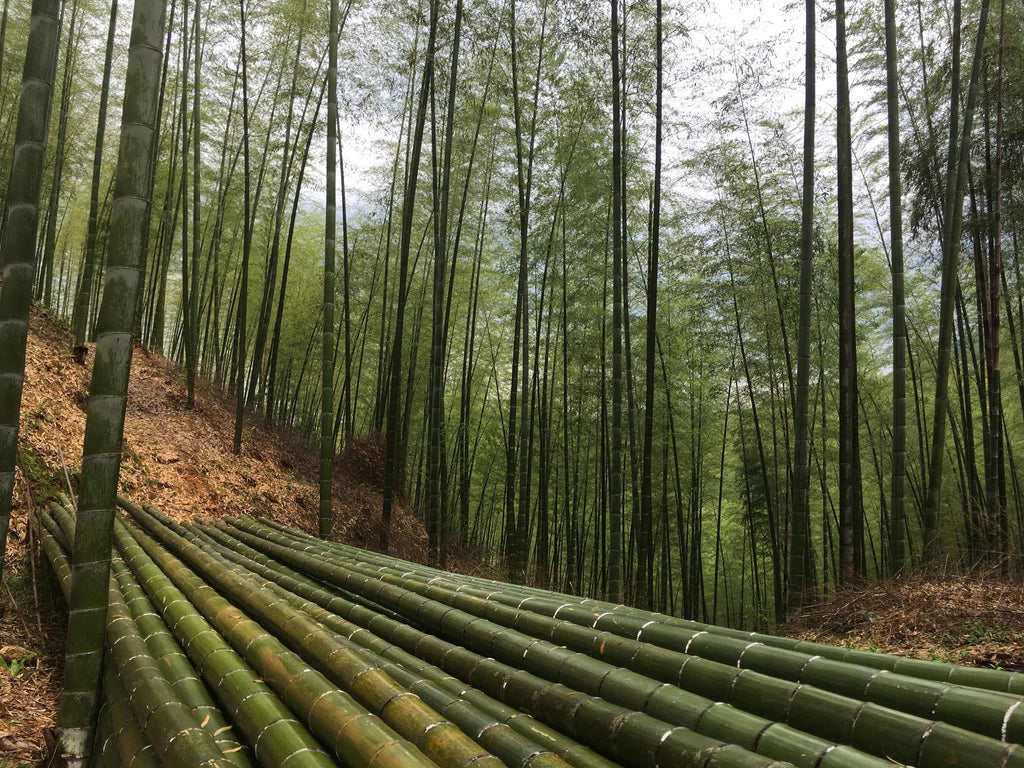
[4,0,1024,764]
[1,0,1024,669]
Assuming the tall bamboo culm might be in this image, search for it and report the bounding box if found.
[321,0,338,538]
[0,0,62,581]
[54,0,168,760]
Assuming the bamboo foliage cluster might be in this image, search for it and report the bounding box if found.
[30,499,1024,768]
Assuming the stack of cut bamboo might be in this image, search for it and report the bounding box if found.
[32,498,1024,768]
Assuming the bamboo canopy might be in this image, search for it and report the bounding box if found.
[31,499,1024,768]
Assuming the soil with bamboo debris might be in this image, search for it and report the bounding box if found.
[0,305,492,767]
[778,568,1024,672]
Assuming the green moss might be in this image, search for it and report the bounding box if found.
[18,445,62,506]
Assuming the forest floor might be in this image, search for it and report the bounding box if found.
[778,568,1024,672]
[2,307,1024,766]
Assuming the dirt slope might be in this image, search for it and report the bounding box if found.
[11,305,435,550]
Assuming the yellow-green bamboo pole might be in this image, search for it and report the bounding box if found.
[223,516,1024,768]
[189,519,598,768]
[110,557,254,766]
[118,509,446,768]
[111,513,355,768]
[104,579,232,767]
[304,528,1024,695]
[121,500,500,768]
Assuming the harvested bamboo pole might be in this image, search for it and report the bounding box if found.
[115,511,407,768]
[138,502,798,768]
[187,518,622,768]
[207,517,893,767]
[31,495,1024,768]
[306,531,1024,694]
[103,581,232,768]
[100,668,161,768]
[250,516,1024,737]
[110,557,254,767]
[219,515,1024,768]
[313,537,1024,743]
[35,503,235,768]
[187,526,807,768]
[120,499,503,768]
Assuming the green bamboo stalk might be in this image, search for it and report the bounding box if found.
[104,578,233,768]
[38,501,245,767]
[788,0,816,610]
[101,667,162,768]
[309,531,1024,695]
[55,0,169,758]
[216,517,894,768]
[321,0,337,539]
[223,517,1024,768]
[110,557,254,767]
[190,521,803,768]
[118,508,456,768]
[0,0,62,580]
[111,513,341,768]
[187,519,602,768]
[883,0,907,575]
[71,0,119,360]
[91,696,118,768]
[372,570,1024,738]
[32,505,71,598]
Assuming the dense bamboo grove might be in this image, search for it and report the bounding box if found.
[26,498,1024,767]
[2,0,1024,740]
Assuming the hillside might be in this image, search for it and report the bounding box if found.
[0,305,448,765]
[11,305,442,554]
